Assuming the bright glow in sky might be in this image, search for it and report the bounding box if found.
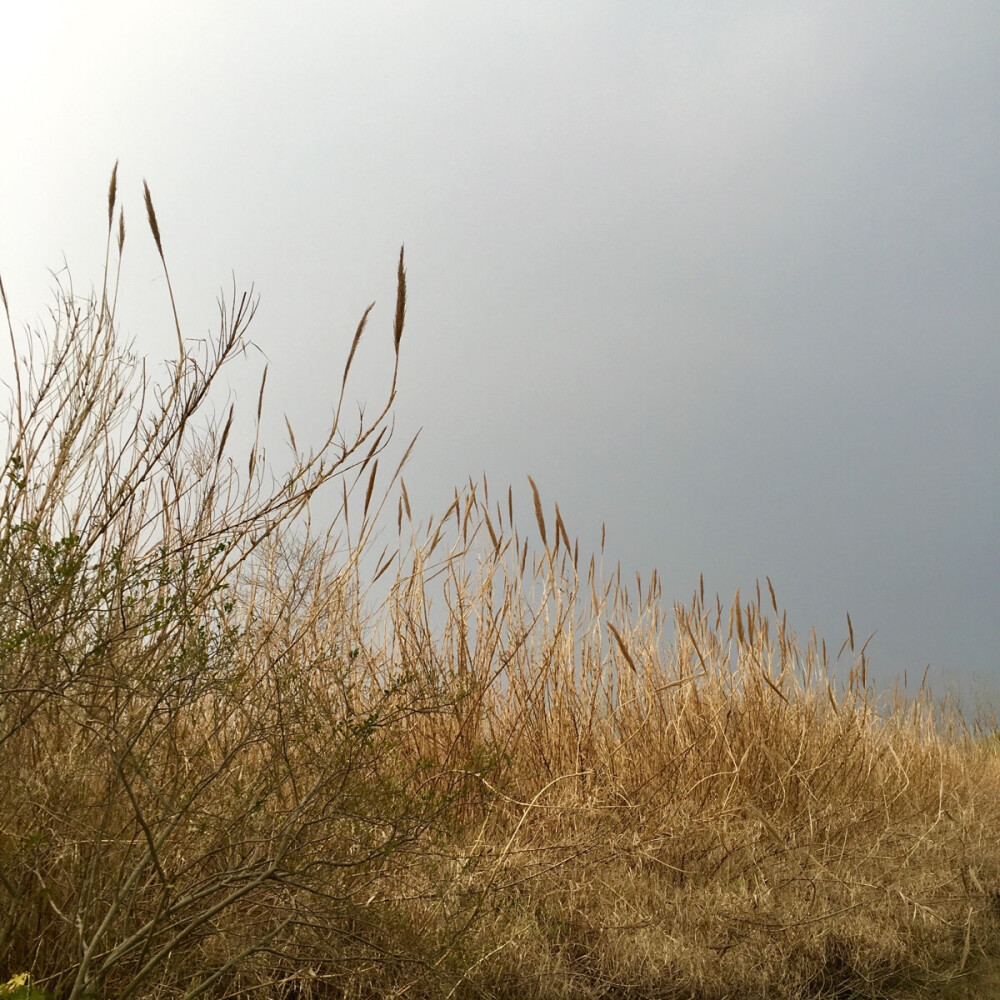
[2,1,998,699]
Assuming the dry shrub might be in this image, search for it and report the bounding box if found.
[1,169,998,999]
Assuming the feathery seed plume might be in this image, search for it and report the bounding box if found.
[107,161,119,228]
[143,180,163,258]
[393,245,406,354]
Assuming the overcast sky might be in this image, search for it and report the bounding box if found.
[2,2,998,700]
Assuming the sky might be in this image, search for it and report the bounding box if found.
[2,2,998,701]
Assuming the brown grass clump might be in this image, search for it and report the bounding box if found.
[1,168,999,999]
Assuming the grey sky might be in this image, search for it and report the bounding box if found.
[2,2,998,697]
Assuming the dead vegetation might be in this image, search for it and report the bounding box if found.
[1,167,998,999]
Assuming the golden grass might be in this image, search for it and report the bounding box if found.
[0,168,998,999]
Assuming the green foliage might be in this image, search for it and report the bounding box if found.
[0,974,49,1000]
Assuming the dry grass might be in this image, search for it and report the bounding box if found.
[1,169,998,999]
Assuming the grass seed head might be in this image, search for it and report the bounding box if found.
[107,160,118,228]
[143,179,163,258]
[393,245,406,354]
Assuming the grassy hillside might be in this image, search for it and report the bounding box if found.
[1,170,998,999]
